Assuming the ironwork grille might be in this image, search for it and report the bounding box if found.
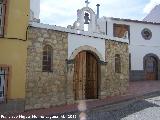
[115,54,121,73]
[42,45,53,72]
[0,66,8,102]
[0,0,6,36]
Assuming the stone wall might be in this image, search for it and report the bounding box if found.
[100,40,129,98]
[26,27,68,110]
[26,26,129,110]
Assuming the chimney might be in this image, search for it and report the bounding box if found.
[96,4,100,18]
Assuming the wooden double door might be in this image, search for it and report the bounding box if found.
[73,51,98,100]
[144,56,158,80]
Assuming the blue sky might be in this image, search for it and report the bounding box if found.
[40,0,160,27]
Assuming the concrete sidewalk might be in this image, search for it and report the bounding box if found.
[5,80,160,119]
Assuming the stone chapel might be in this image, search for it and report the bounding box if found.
[26,1,129,109]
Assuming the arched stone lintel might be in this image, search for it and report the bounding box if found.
[143,53,160,80]
[143,53,159,60]
[69,45,104,61]
[143,53,160,70]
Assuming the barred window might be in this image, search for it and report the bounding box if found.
[129,53,131,70]
[115,54,121,73]
[42,45,53,72]
[0,0,6,36]
[0,66,9,102]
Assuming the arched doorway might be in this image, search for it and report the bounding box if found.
[144,55,158,80]
[73,51,99,100]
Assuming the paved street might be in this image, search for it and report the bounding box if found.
[5,81,160,120]
[32,92,160,120]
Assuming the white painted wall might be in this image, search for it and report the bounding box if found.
[98,17,130,40]
[68,33,105,61]
[30,0,40,19]
[129,45,160,70]
[99,17,160,70]
[129,22,160,70]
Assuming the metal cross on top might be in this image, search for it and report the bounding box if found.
[85,0,90,7]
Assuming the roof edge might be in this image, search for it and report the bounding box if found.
[108,17,160,25]
[29,22,129,44]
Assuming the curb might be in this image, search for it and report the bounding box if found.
[6,90,160,120]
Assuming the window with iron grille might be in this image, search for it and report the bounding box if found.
[129,53,131,71]
[0,0,6,36]
[115,54,121,73]
[42,45,53,72]
[0,66,9,102]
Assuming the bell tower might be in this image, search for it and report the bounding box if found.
[72,0,99,32]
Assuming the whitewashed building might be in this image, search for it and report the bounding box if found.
[98,16,160,80]
[30,1,160,81]
[97,4,160,81]
[67,3,160,81]
[30,0,40,22]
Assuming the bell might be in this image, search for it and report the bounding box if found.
[84,19,89,24]
[84,12,90,24]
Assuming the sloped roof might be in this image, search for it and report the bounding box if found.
[110,17,160,25]
[143,4,160,23]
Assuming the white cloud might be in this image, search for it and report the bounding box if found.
[143,0,160,13]
[39,0,148,27]
[40,0,83,26]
